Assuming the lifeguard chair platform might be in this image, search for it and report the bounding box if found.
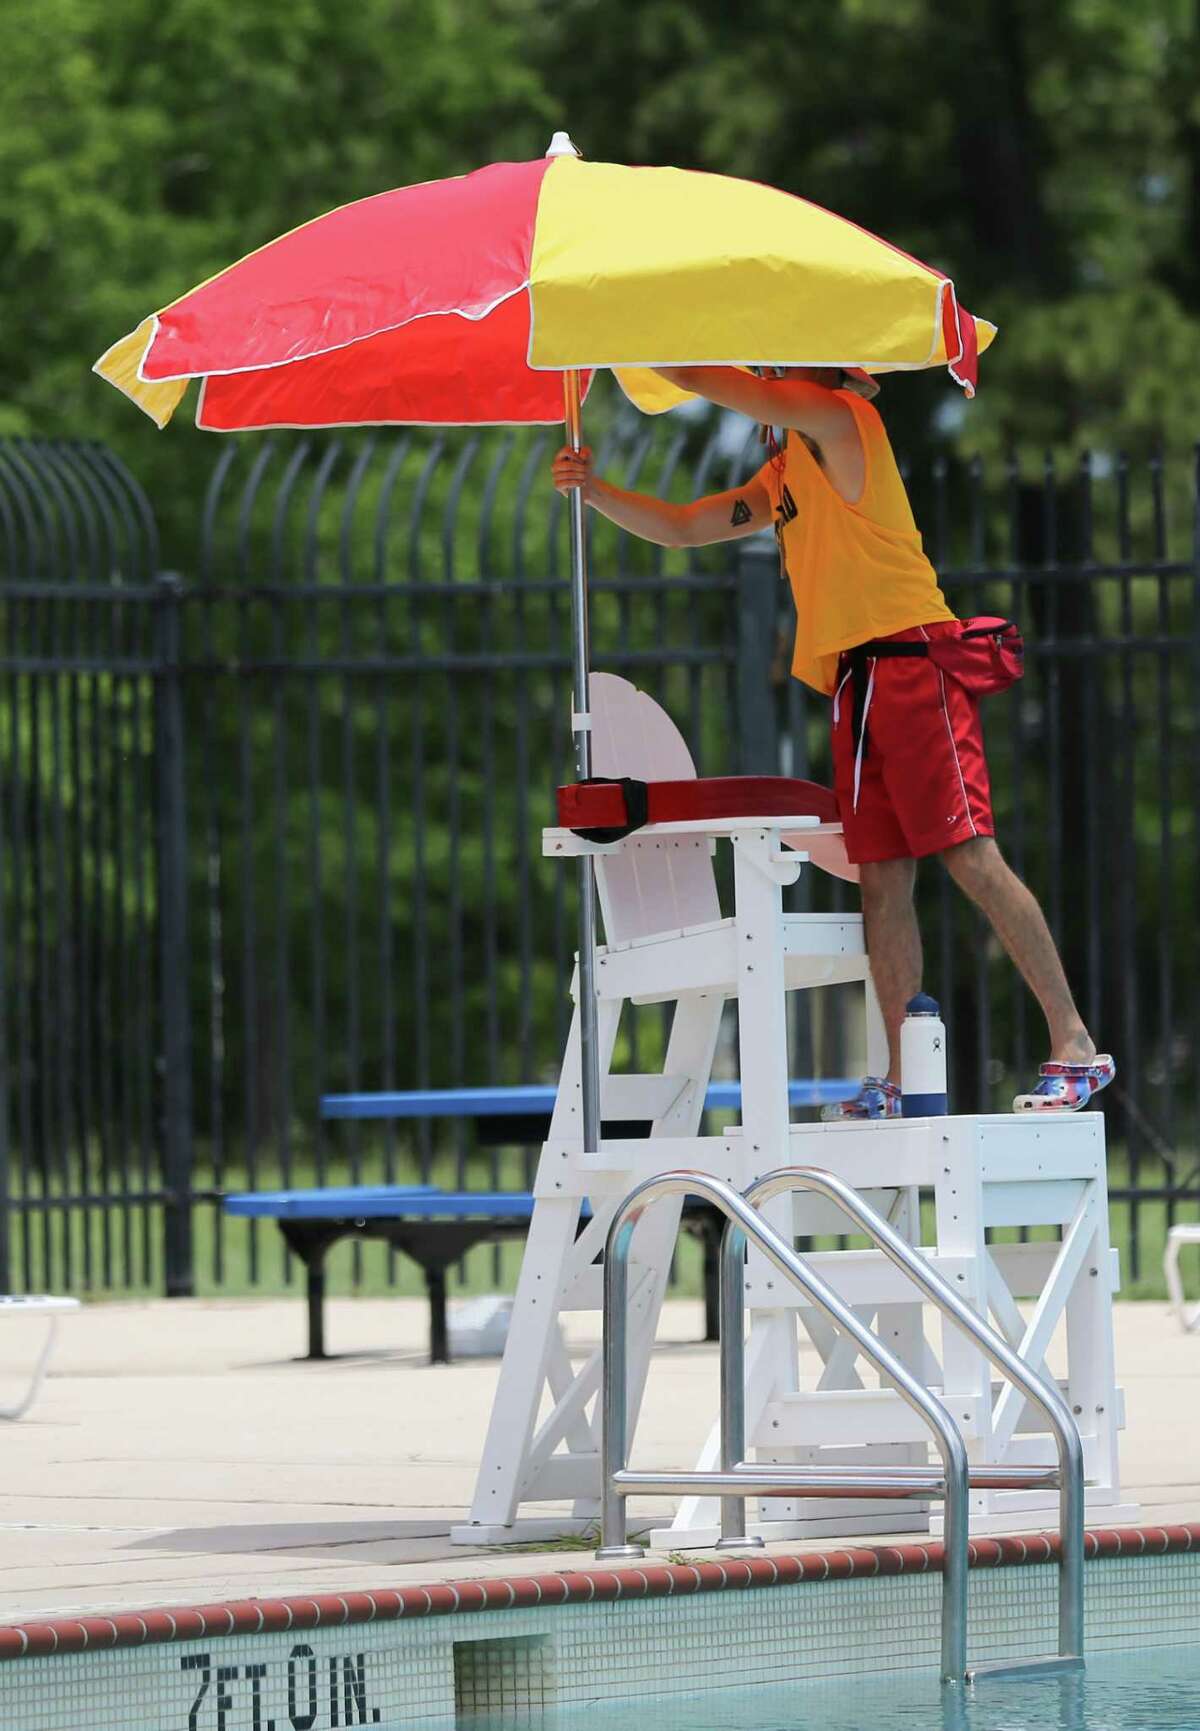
[452,676,1132,1548]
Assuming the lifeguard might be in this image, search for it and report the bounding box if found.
[551,365,1113,1115]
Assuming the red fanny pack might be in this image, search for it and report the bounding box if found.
[842,619,1024,772]
[924,617,1024,697]
[850,618,1024,699]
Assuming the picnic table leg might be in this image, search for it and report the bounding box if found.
[381,1225,510,1367]
[427,1265,450,1365]
[280,1225,339,1360]
[308,1257,327,1360]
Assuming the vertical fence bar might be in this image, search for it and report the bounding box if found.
[371,474,399,1209]
[111,600,137,1285]
[70,543,97,1290]
[408,442,440,1185]
[1149,449,1175,1181]
[237,639,260,1276]
[47,555,74,1285]
[1191,446,1200,1214]
[30,583,55,1284]
[2,469,35,1289]
[197,447,236,1288]
[0,469,19,1293]
[1076,452,1102,1044]
[297,449,330,1201]
[1114,454,1141,1273]
[154,571,195,1296]
[735,541,778,773]
[88,601,115,1286]
[132,657,156,1286]
[12,451,65,1285]
[1042,452,1063,948]
[442,443,471,1203]
[43,452,99,1289]
[200,671,227,1289]
[338,512,365,1279]
[0,649,9,1293]
[269,486,294,1252]
[476,458,503,1253]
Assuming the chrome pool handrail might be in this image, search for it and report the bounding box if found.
[597,1170,972,1683]
[734,1166,1085,1675]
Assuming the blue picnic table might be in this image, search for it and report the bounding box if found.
[227,1078,855,1363]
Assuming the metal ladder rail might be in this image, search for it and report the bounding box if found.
[730,1166,1085,1680]
[596,1170,974,1683]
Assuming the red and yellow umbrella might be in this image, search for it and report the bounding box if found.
[95,132,995,1157]
[96,133,994,431]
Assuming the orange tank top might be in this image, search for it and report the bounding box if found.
[763,391,954,695]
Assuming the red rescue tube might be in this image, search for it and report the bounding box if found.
[557,775,840,836]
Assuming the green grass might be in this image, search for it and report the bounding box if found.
[485,1528,602,1554]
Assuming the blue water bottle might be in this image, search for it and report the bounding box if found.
[900,993,948,1117]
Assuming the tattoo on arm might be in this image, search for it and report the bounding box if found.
[730,498,752,526]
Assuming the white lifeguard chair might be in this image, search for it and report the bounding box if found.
[452,676,1132,1546]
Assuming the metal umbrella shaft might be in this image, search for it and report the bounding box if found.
[563,369,601,1155]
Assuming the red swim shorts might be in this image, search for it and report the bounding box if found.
[830,622,995,865]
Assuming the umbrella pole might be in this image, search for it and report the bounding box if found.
[563,368,602,1156]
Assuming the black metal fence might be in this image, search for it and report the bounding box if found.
[1,421,1198,1299]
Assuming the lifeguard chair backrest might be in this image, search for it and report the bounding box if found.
[589,673,722,945]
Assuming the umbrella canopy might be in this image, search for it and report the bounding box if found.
[96,144,994,431]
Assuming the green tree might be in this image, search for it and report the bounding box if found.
[0,0,552,554]
[524,0,1199,464]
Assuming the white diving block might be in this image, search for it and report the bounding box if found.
[0,1296,79,1420]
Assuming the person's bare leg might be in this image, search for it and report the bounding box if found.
[940,837,1096,1063]
[859,857,922,1082]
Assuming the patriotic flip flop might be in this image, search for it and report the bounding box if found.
[822,1077,902,1121]
[1012,1054,1116,1113]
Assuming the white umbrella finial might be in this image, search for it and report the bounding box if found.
[546,131,580,158]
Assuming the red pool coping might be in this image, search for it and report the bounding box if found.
[1,1523,1195,1661]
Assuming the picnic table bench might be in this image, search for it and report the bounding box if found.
[224,1183,733,1364]
[224,1185,545,1363]
[227,1079,852,1364]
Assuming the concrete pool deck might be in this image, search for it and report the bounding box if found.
[0,1295,1196,1623]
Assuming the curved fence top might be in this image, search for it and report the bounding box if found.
[191,406,767,591]
[183,416,1200,592]
[0,438,160,586]
[5,414,1197,595]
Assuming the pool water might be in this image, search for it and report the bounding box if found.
[462,1645,1200,1731]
